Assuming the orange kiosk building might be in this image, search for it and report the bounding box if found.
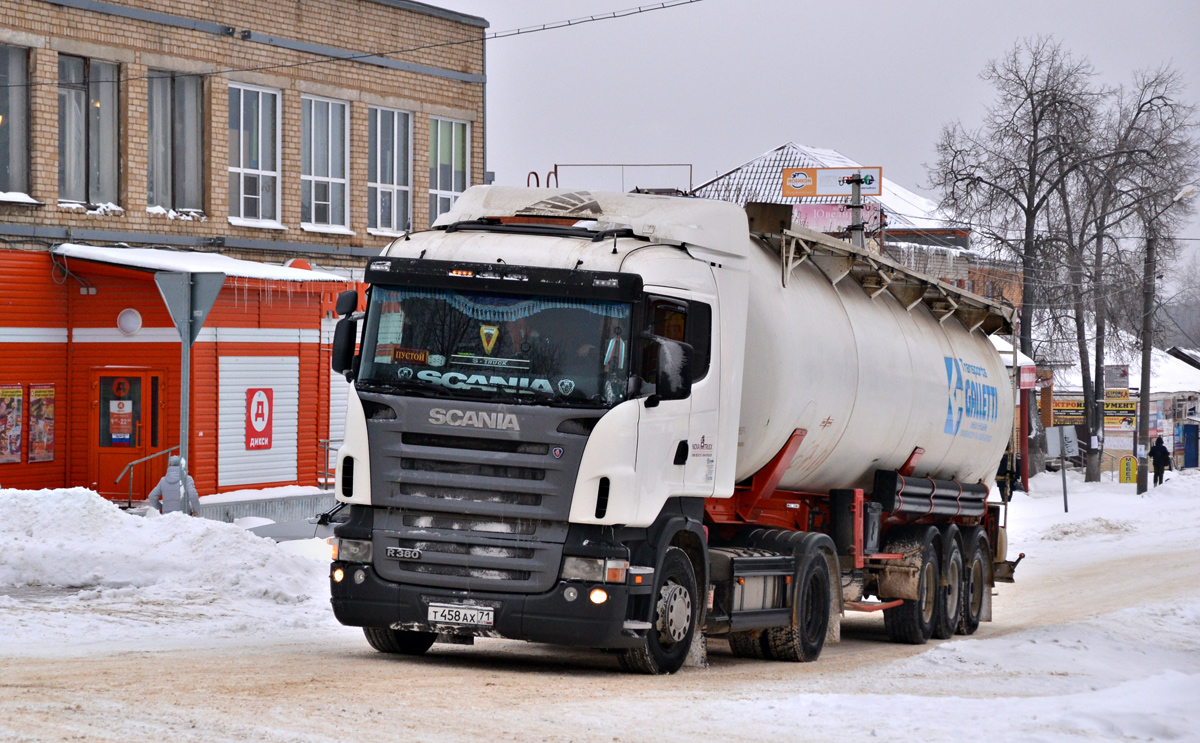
[0,245,357,500]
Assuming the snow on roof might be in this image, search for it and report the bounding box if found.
[53,244,347,282]
[990,335,1036,368]
[434,186,751,260]
[693,142,955,231]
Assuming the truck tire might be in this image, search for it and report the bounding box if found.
[932,536,963,640]
[765,550,830,662]
[619,547,698,675]
[728,630,770,659]
[363,627,438,655]
[883,533,939,645]
[956,530,989,636]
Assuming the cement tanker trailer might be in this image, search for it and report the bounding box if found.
[326,187,1020,674]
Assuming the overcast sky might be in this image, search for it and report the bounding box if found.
[435,0,1200,246]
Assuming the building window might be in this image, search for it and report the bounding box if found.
[58,56,119,206]
[368,106,410,234]
[0,45,29,197]
[228,83,279,224]
[301,95,349,229]
[147,71,203,212]
[428,117,468,223]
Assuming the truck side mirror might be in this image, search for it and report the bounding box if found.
[650,337,693,402]
[335,289,359,317]
[657,338,693,401]
[331,317,358,379]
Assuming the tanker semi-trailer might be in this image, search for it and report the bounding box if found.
[326,186,1021,674]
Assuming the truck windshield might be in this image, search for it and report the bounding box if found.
[358,286,632,407]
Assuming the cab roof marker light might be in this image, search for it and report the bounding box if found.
[450,269,474,277]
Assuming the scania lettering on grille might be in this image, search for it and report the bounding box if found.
[428,408,521,431]
[387,547,422,560]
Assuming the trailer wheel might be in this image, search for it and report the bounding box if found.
[728,630,770,659]
[363,627,438,655]
[765,551,830,662]
[933,536,963,639]
[957,531,988,635]
[619,547,698,674]
[883,536,939,644]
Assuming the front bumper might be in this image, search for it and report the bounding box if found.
[330,562,649,649]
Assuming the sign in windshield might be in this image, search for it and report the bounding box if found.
[358,287,632,407]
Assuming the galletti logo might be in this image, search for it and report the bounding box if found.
[944,357,964,435]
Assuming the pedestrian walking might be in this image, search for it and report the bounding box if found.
[1148,437,1173,487]
[148,455,201,515]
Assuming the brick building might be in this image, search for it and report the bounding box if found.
[0,0,487,266]
[0,0,488,497]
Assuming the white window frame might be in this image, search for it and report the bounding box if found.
[301,94,351,234]
[227,82,282,229]
[428,116,469,225]
[367,106,412,236]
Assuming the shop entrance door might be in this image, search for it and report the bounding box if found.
[89,370,167,500]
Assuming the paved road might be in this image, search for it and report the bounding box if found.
[1,549,1194,743]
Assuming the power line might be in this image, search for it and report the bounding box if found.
[0,0,705,90]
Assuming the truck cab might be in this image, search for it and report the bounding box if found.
[329,188,751,673]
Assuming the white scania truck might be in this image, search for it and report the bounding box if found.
[327,187,1019,674]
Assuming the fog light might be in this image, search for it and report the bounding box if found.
[589,588,608,605]
[564,586,579,602]
[332,568,344,583]
[354,569,366,584]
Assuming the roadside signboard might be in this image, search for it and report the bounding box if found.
[782,167,883,198]
[1119,455,1137,483]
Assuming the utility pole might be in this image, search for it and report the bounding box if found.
[1136,229,1156,495]
[1136,185,1197,494]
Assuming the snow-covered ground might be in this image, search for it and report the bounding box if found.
[0,472,1197,741]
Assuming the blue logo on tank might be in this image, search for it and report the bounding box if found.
[945,357,964,435]
[944,356,999,439]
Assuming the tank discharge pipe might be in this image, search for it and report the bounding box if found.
[872,471,989,518]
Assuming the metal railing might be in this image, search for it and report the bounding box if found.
[319,438,342,491]
[115,446,180,508]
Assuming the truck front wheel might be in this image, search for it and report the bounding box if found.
[363,627,438,655]
[619,547,698,675]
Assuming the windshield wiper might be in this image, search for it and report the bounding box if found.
[355,379,442,398]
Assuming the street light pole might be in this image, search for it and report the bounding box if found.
[1136,184,1196,494]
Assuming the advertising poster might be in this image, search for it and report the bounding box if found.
[28,384,55,462]
[0,385,23,463]
[109,399,133,447]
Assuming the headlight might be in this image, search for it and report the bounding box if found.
[561,556,629,583]
[334,538,373,563]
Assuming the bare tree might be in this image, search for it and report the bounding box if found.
[930,36,1103,475]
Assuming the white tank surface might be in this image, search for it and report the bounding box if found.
[735,238,1013,492]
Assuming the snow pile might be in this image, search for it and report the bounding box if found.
[145,205,206,221]
[1039,516,1133,540]
[0,487,342,651]
[199,484,326,504]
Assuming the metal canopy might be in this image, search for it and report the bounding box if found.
[765,223,1013,335]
